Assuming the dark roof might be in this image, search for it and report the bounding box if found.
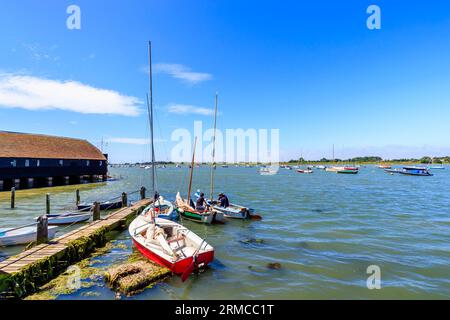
[0,131,106,161]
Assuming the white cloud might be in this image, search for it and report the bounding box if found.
[106,137,167,145]
[147,63,212,85]
[0,73,142,116]
[167,103,215,116]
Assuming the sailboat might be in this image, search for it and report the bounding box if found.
[428,158,445,170]
[139,42,176,221]
[129,42,213,282]
[175,137,225,224]
[194,94,260,220]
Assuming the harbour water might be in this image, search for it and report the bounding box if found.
[1,166,449,299]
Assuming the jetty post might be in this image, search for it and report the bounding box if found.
[122,192,128,208]
[10,187,15,209]
[46,194,50,215]
[140,186,146,200]
[36,215,49,244]
[93,202,100,221]
[76,189,80,205]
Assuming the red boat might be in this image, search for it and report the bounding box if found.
[129,216,214,281]
[297,169,313,174]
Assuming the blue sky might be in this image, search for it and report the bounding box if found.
[1,0,450,162]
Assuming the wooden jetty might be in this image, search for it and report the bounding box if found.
[0,198,166,299]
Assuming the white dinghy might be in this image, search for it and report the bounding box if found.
[0,226,58,246]
[36,212,92,225]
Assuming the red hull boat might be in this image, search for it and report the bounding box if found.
[129,216,214,280]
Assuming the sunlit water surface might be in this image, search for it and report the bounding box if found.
[1,166,449,299]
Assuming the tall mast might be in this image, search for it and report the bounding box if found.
[332,144,335,163]
[209,93,218,200]
[187,137,197,205]
[148,41,156,196]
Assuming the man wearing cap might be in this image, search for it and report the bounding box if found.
[218,193,230,208]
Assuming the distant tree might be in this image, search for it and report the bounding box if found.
[420,156,432,164]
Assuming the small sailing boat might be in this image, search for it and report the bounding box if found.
[129,215,214,281]
[175,137,224,224]
[259,166,277,175]
[129,42,210,281]
[0,225,58,246]
[428,159,445,170]
[139,41,177,221]
[192,94,260,220]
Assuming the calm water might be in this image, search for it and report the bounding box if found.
[1,166,449,299]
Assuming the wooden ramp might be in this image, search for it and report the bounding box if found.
[0,199,156,299]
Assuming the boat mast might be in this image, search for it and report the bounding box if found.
[148,41,156,197]
[187,137,198,205]
[332,144,335,164]
[209,93,218,201]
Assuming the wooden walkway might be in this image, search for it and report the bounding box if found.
[0,199,152,298]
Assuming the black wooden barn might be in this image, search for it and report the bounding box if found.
[0,131,108,191]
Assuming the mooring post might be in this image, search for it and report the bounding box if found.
[93,202,101,221]
[140,186,146,200]
[46,193,50,215]
[36,215,49,244]
[10,187,15,209]
[76,189,80,205]
[122,192,128,208]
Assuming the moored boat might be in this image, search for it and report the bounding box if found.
[141,196,178,221]
[259,167,277,175]
[194,191,258,220]
[38,212,91,225]
[0,226,58,246]
[77,200,123,212]
[337,167,359,174]
[326,166,358,174]
[175,192,222,224]
[385,166,433,176]
[297,169,313,174]
[129,216,214,281]
[428,166,445,170]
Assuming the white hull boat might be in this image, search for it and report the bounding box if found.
[0,226,58,246]
[40,212,91,225]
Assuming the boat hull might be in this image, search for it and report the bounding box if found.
[337,170,359,174]
[77,201,123,212]
[176,208,214,224]
[132,238,214,275]
[0,226,58,246]
[213,206,248,219]
[44,213,91,225]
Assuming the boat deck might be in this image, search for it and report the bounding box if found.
[0,198,167,298]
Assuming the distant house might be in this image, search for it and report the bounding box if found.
[0,131,108,191]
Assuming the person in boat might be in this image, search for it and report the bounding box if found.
[196,192,207,212]
[218,193,230,208]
